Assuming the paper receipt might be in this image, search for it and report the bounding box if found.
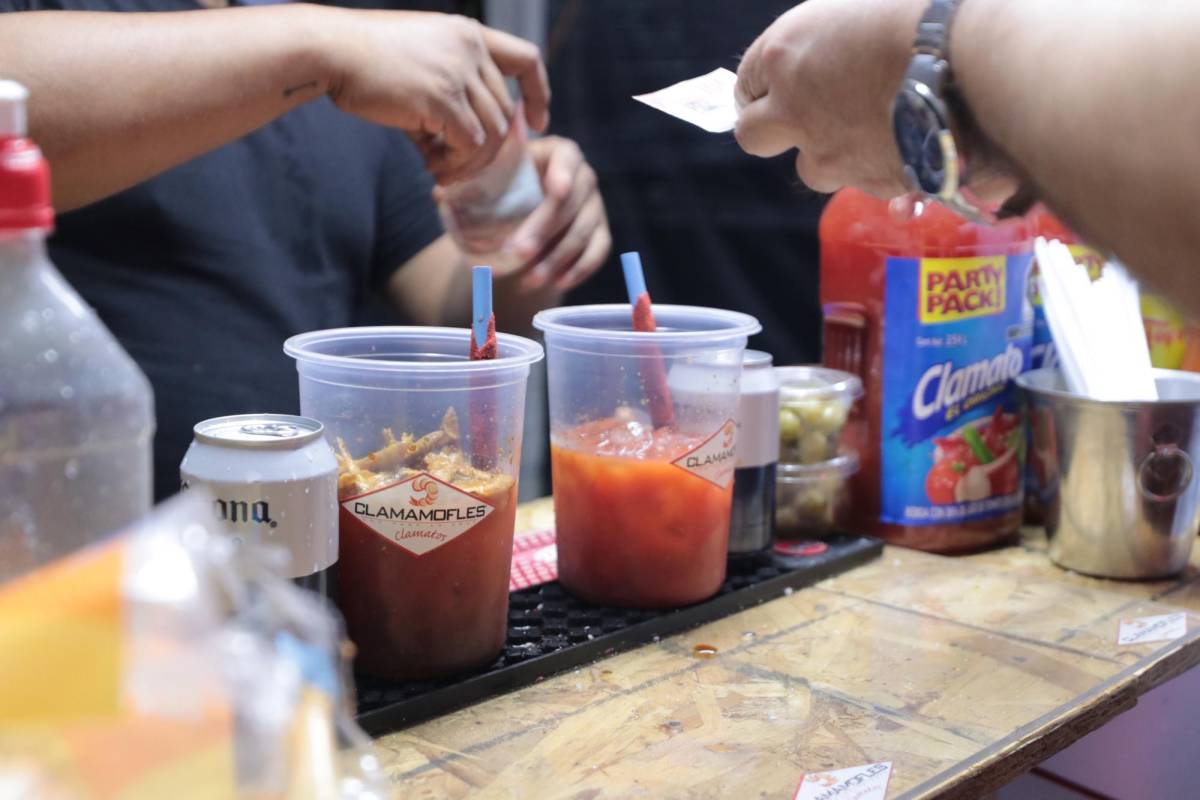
[632,68,739,133]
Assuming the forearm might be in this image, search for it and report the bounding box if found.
[954,0,1200,307]
[0,5,334,210]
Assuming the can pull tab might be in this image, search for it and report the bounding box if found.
[822,302,867,379]
[1138,438,1194,503]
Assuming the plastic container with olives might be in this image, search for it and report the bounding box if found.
[775,452,859,538]
[776,366,862,465]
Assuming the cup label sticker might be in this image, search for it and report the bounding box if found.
[632,68,739,133]
[1117,612,1187,646]
[673,420,738,488]
[342,472,493,556]
[794,762,893,800]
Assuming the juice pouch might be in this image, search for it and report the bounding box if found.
[821,189,1033,553]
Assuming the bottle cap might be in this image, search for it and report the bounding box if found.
[0,80,53,232]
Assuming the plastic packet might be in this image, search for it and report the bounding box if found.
[0,490,388,800]
[438,102,543,275]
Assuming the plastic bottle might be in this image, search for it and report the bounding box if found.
[438,104,544,276]
[0,81,154,581]
[819,189,1032,553]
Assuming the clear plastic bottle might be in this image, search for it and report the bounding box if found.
[438,103,543,275]
[0,81,154,581]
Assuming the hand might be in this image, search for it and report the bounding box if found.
[325,11,550,183]
[734,0,926,196]
[505,136,611,291]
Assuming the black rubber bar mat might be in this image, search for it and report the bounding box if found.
[355,532,882,736]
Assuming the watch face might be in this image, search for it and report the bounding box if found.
[892,84,951,196]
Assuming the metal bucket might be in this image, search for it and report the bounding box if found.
[1018,368,1200,578]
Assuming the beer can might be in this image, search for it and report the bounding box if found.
[180,413,338,596]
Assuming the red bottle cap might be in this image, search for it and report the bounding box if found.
[0,81,53,232]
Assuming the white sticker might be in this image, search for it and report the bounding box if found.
[1117,612,1187,646]
[342,472,494,556]
[673,420,738,488]
[632,68,739,133]
[794,762,893,800]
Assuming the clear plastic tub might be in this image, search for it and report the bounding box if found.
[775,452,860,538]
[533,304,760,607]
[284,327,543,680]
[776,366,863,465]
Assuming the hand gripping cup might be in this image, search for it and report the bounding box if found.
[533,305,761,607]
[284,327,543,679]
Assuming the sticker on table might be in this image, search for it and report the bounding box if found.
[1117,612,1187,646]
[794,762,892,800]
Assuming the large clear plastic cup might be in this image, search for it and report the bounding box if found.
[533,305,761,607]
[284,327,543,679]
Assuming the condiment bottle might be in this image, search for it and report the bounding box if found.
[819,188,1032,553]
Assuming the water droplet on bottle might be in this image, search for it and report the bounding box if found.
[42,349,58,363]
[63,459,79,480]
[59,385,75,399]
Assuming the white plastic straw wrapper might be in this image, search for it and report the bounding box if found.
[1035,237,1157,401]
[632,68,739,133]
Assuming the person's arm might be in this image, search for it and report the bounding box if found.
[0,5,549,211]
[734,0,1200,315]
[951,0,1200,310]
[388,135,611,334]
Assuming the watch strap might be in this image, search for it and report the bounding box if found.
[913,0,960,59]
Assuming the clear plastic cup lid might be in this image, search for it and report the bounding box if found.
[532,304,760,343]
[775,365,863,404]
[283,326,543,374]
[777,451,860,480]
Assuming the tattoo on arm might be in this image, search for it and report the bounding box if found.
[282,79,319,99]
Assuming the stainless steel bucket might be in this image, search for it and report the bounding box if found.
[1018,368,1200,578]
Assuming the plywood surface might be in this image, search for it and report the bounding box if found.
[374,499,1200,798]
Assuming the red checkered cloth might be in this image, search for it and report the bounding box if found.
[510,528,558,591]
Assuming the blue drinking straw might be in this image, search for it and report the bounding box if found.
[472,265,493,350]
[620,251,648,305]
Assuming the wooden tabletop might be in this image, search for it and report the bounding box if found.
[374,498,1200,799]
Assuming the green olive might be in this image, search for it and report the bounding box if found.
[817,402,849,435]
[798,430,831,464]
[778,407,801,442]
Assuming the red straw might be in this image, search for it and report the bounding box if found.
[470,266,498,468]
[622,252,675,429]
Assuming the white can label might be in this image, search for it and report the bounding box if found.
[181,478,337,579]
[673,420,738,489]
[343,472,495,556]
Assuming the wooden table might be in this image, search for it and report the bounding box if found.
[374,499,1200,798]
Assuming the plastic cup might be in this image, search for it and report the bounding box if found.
[533,305,761,607]
[284,327,543,680]
[776,366,863,465]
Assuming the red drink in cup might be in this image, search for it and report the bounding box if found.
[285,327,542,679]
[534,305,760,607]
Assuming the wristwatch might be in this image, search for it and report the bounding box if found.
[892,0,994,223]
